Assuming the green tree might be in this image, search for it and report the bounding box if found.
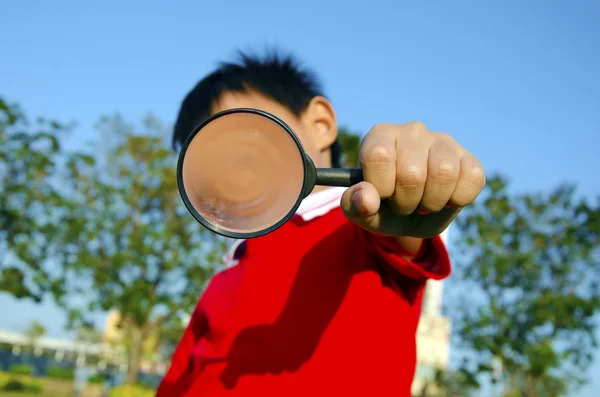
[76,324,103,344]
[60,114,226,385]
[337,126,361,168]
[419,368,478,397]
[156,312,191,360]
[0,97,70,302]
[24,320,46,350]
[452,175,600,397]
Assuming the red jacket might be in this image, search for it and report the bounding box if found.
[157,187,450,396]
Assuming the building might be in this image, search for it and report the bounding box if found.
[411,228,452,396]
[102,311,164,373]
[103,311,121,346]
[0,328,122,369]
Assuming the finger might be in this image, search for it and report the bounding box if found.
[359,125,397,199]
[420,139,460,213]
[341,182,407,235]
[387,129,430,216]
[342,183,418,236]
[449,153,486,207]
[340,182,381,228]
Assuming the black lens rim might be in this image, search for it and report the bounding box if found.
[176,108,310,239]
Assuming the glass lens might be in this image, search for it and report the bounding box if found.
[181,111,305,236]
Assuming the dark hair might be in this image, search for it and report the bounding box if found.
[172,50,341,167]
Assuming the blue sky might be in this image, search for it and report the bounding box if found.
[1,0,598,395]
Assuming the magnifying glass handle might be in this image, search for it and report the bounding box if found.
[315,168,364,187]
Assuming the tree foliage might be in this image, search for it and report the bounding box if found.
[76,325,104,344]
[0,97,70,302]
[337,126,361,168]
[452,175,600,397]
[24,320,46,347]
[58,114,226,384]
[419,368,479,397]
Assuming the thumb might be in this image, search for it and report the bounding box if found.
[340,182,381,228]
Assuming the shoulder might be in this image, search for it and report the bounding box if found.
[195,260,246,324]
[204,262,245,300]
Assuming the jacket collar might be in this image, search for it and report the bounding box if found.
[224,187,347,267]
[295,187,347,221]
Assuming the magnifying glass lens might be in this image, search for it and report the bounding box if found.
[181,111,305,236]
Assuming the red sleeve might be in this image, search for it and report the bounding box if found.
[156,265,242,396]
[156,300,209,396]
[363,232,451,282]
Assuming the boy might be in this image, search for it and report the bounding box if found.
[157,51,485,396]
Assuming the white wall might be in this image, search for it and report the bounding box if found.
[421,228,448,316]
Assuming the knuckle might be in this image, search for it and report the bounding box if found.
[366,123,395,140]
[396,121,429,140]
[406,120,426,130]
[452,162,486,206]
[434,132,455,144]
[371,122,395,132]
[360,145,395,169]
[431,158,459,183]
[466,164,487,189]
[395,163,427,191]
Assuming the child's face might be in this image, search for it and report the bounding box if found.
[211,90,338,170]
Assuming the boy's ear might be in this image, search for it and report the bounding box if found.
[303,96,338,152]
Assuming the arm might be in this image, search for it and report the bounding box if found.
[364,232,451,282]
[394,235,424,260]
[156,303,209,396]
[156,265,242,396]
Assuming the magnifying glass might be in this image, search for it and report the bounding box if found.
[177,108,363,239]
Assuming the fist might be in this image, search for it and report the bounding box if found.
[341,122,485,238]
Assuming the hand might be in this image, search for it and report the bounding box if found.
[341,122,486,239]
